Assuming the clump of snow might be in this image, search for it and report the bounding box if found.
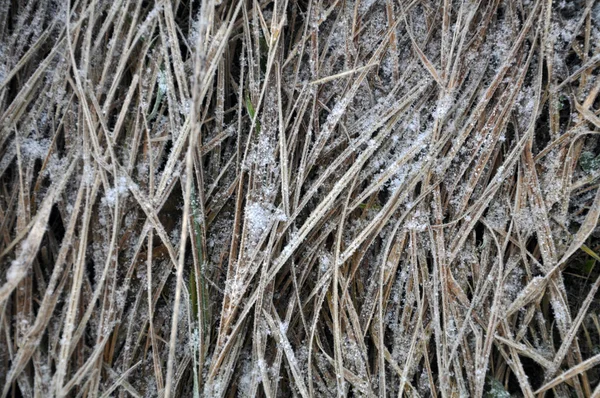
[280,321,289,335]
[6,259,26,283]
[319,252,332,272]
[20,137,50,160]
[485,201,508,229]
[432,93,454,121]
[404,209,429,232]
[101,175,129,207]
[157,70,168,93]
[245,201,287,242]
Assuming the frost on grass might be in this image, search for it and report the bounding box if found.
[2,0,600,397]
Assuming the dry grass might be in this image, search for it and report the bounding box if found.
[1,0,600,396]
